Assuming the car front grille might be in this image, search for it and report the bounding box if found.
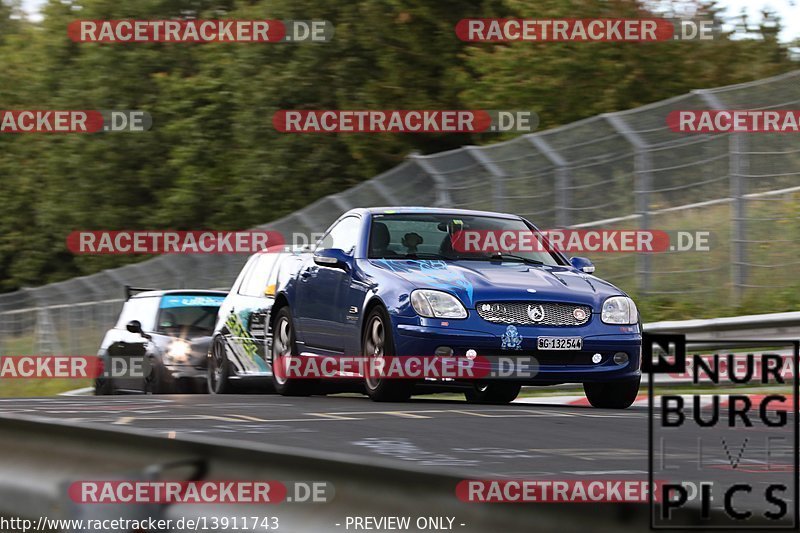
[475,301,592,326]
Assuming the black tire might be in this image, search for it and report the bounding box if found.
[94,354,115,395]
[363,306,412,402]
[583,377,641,409]
[176,378,200,394]
[94,377,115,395]
[464,383,521,404]
[208,336,232,394]
[271,307,315,396]
[144,361,175,394]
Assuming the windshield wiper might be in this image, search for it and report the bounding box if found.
[488,252,544,265]
[371,252,449,260]
[405,252,449,260]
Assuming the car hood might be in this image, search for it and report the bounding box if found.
[369,259,624,309]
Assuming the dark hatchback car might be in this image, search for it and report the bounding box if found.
[95,288,227,394]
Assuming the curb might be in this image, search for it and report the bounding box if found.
[515,393,794,408]
[58,386,94,396]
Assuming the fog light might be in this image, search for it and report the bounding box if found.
[613,352,629,365]
[435,346,454,357]
[591,353,602,364]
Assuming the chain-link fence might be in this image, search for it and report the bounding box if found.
[1,70,798,357]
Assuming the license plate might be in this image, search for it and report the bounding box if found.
[537,336,582,351]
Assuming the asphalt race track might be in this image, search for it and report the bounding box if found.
[1,393,795,520]
[0,394,650,476]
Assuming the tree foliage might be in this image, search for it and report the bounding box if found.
[0,0,795,291]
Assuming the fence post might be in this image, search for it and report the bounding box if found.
[74,277,102,354]
[527,135,571,227]
[367,178,401,205]
[409,152,452,207]
[464,146,507,212]
[696,89,747,306]
[729,134,747,306]
[605,113,652,293]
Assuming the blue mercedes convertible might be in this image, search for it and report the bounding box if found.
[266,207,642,407]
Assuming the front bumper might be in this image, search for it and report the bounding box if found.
[391,316,641,384]
[163,363,206,381]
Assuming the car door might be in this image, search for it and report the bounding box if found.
[295,216,360,352]
[224,253,279,374]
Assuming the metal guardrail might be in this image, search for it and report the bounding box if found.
[645,311,800,342]
[0,413,657,533]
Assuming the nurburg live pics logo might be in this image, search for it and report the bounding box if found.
[645,333,799,529]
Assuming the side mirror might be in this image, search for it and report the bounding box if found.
[126,320,151,339]
[313,248,351,271]
[570,256,595,274]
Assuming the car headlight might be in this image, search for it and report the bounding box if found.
[410,289,468,319]
[164,339,191,364]
[601,296,639,325]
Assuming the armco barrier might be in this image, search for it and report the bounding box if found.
[645,311,800,342]
[0,413,734,532]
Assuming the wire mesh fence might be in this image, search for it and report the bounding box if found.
[1,70,798,357]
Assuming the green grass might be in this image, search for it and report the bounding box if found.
[0,378,91,397]
[1,328,100,397]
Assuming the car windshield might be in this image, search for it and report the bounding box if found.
[368,213,562,266]
[155,294,225,337]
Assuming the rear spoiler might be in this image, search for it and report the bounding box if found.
[124,285,158,300]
